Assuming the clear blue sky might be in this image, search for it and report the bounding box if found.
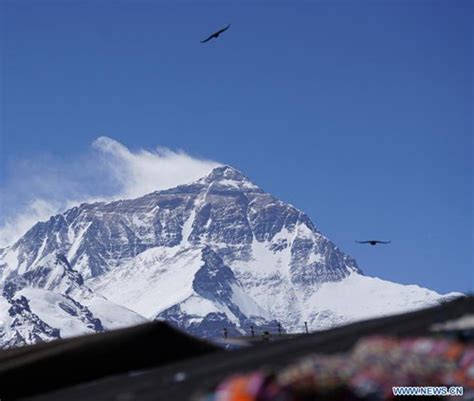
[1,1,472,294]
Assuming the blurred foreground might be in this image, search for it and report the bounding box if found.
[0,296,472,401]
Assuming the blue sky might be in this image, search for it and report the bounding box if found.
[1,1,472,294]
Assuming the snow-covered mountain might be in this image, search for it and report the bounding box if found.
[0,253,147,347]
[0,166,461,347]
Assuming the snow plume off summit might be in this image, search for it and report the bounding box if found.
[0,166,461,347]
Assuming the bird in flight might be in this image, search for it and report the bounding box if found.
[201,24,231,43]
[355,240,391,246]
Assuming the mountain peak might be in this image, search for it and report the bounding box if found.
[205,165,250,182]
[0,162,453,346]
[200,166,261,193]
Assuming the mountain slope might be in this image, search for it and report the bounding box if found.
[0,166,460,346]
[0,252,147,348]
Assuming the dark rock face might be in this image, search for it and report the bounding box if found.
[57,296,104,332]
[192,248,236,304]
[3,281,19,301]
[4,295,61,348]
[156,248,278,338]
[159,308,240,339]
[4,254,86,295]
[188,312,238,338]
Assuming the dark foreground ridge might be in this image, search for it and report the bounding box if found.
[0,322,219,400]
[0,296,471,401]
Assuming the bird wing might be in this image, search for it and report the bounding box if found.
[216,24,231,35]
[377,240,391,244]
[200,35,214,43]
[355,241,370,244]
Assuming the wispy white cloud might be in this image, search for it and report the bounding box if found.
[0,200,60,248]
[92,137,220,199]
[0,137,220,247]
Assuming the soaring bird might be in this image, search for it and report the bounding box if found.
[201,24,231,43]
[356,240,391,246]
